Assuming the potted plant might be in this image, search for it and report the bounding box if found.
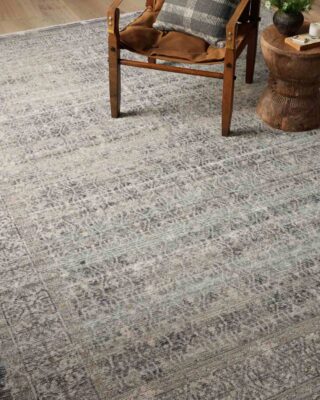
[265,0,312,36]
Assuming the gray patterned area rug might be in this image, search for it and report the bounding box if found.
[1,10,320,400]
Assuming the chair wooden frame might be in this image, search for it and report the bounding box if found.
[107,0,261,136]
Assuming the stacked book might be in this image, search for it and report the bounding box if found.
[285,22,320,50]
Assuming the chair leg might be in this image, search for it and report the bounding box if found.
[246,26,258,84]
[109,46,121,118]
[222,52,236,136]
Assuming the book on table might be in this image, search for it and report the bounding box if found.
[285,33,320,51]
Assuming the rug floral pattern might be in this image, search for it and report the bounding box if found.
[0,12,320,400]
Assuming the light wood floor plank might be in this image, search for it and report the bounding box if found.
[0,0,144,34]
[0,0,319,35]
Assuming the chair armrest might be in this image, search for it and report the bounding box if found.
[107,0,124,34]
[108,0,154,35]
[226,0,251,49]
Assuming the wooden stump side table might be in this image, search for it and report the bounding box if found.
[257,25,320,132]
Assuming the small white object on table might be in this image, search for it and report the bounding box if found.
[309,22,320,38]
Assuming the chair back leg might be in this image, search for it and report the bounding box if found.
[245,25,259,83]
[246,0,260,83]
[222,50,236,136]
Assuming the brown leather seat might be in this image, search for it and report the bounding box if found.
[120,0,245,64]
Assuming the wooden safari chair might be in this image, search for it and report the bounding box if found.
[107,0,261,136]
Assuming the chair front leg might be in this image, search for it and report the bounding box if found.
[109,44,121,118]
[108,8,121,118]
[222,49,236,136]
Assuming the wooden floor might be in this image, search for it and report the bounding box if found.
[308,3,320,22]
[0,0,319,35]
[0,0,144,34]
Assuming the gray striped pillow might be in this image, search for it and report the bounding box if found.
[153,0,241,46]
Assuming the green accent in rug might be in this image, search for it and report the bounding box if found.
[0,11,320,400]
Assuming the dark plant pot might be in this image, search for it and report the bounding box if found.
[273,10,304,36]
